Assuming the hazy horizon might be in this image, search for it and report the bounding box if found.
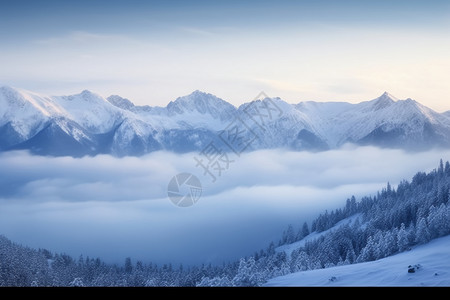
[2,84,447,112]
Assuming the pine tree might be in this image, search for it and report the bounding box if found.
[439,159,444,177]
[124,257,133,274]
[285,224,295,244]
[266,242,275,256]
[301,222,310,237]
[382,230,396,256]
[232,257,260,287]
[296,221,310,241]
[432,203,449,237]
[345,245,356,264]
[445,161,450,176]
[427,205,439,239]
[386,182,392,194]
[407,221,416,245]
[415,217,431,244]
[397,223,409,252]
[372,230,384,260]
[357,236,375,263]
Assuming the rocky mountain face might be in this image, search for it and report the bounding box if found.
[1,86,449,157]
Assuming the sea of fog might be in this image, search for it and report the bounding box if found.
[0,145,449,266]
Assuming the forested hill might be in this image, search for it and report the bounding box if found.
[1,160,450,286]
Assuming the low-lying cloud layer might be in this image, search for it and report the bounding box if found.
[0,146,449,265]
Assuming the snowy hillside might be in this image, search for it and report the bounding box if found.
[1,86,450,156]
[276,214,363,257]
[266,234,450,286]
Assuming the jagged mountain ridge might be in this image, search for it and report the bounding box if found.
[0,86,449,157]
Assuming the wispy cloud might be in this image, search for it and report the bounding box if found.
[0,147,449,265]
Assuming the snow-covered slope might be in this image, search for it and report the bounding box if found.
[266,234,450,286]
[0,86,232,156]
[293,92,450,149]
[53,90,124,134]
[0,86,53,141]
[1,86,450,156]
[276,214,363,257]
[167,90,236,122]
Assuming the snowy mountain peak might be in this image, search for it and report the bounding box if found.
[252,91,271,101]
[107,95,135,111]
[167,91,236,121]
[1,87,450,156]
[78,90,106,102]
[0,85,26,104]
[190,90,209,97]
[0,86,19,107]
[381,91,398,101]
[0,85,49,114]
[0,85,16,94]
[370,92,397,111]
[176,90,223,104]
[80,89,94,96]
[239,96,292,115]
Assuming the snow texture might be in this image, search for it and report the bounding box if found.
[276,214,363,257]
[1,85,450,156]
[266,234,450,286]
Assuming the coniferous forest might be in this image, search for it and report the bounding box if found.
[1,160,450,287]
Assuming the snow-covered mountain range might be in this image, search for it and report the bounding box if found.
[1,86,450,157]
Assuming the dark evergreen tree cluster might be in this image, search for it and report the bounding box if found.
[1,160,450,286]
[0,238,239,287]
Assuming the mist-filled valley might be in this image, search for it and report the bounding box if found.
[1,146,449,266]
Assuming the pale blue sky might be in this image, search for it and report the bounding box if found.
[0,0,449,110]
